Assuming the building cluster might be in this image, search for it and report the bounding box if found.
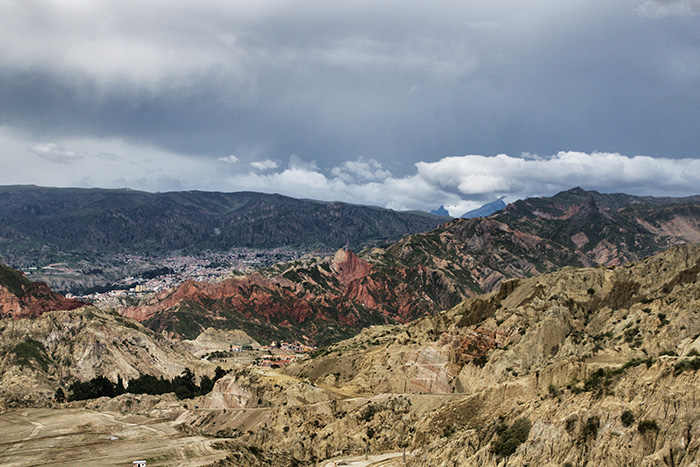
[66,247,306,301]
[255,341,316,367]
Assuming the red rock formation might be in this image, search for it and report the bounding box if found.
[0,279,85,320]
[116,249,445,343]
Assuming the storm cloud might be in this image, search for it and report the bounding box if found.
[1,1,699,211]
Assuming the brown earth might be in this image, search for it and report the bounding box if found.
[0,264,85,320]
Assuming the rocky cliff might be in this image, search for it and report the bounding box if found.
[118,249,452,345]
[173,242,700,466]
[0,262,85,320]
[0,306,200,411]
[117,188,700,347]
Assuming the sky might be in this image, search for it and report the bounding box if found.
[1,0,700,216]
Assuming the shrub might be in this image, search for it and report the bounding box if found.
[582,416,599,440]
[491,418,531,457]
[9,337,50,371]
[620,410,634,427]
[472,355,489,367]
[54,387,66,403]
[638,419,659,433]
[673,357,700,375]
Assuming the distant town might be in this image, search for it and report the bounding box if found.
[205,341,317,368]
[18,246,326,302]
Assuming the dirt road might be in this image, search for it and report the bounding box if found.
[320,450,410,467]
[0,408,230,467]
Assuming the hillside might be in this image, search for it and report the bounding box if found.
[0,185,445,262]
[0,262,84,320]
[493,187,700,264]
[118,249,459,345]
[176,242,700,466]
[115,188,700,346]
[0,305,201,410]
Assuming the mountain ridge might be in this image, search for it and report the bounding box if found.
[0,263,85,320]
[0,185,446,261]
[112,188,700,346]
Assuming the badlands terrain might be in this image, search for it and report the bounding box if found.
[3,241,700,465]
[3,188,700,465]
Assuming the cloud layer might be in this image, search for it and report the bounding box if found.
[6,123,694,217]
[1,1,699,211]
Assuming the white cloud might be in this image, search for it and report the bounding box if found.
[217,154,239,164]
[29,143,82,164]
[331,157,391,182]
[637,0,700,18]
[415,151,700,201]
[251,159,279,170]
[3,119,700,217]
[225,151,700,215]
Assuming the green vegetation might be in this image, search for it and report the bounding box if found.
[582,416,599,440]
[638,419,659,433]
[673,357,700,375]
[472,355,489,367]
[548,384,561,397]
[68,366,229,401]
[491,418,531,457]
[54,387,66,403]
[0,262,31,297]
[9,337,51,371]
[573,358,653,396]
[620,410,635,427]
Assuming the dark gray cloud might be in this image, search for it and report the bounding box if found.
[1,1,699,210]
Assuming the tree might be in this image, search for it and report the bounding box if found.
[173,368,197,400]
[54,387,66,403]
[200,375,214,395]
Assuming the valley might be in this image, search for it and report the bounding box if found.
[0,408,232,467]
[3,187,700,465]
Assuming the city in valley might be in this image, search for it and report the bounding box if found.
[16,247,318,300]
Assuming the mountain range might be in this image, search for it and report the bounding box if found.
[114,187,700,345]
[0,185,445,263]
[3,186,700,465]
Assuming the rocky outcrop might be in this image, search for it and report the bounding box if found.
[0,306,200,410]
[178,242,700,466]
[116,249,459,345]
[0,262,85,320]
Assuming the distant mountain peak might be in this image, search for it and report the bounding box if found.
[430,205,451,217]
[461,198,507,219]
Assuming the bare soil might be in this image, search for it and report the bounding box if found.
[0,408,230,467]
